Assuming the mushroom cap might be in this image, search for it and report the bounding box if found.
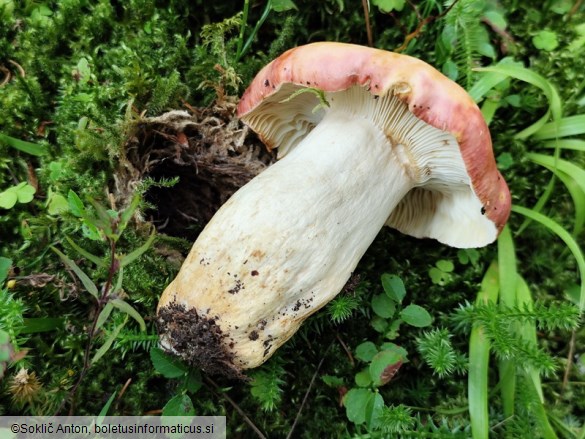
[237,42,510,247]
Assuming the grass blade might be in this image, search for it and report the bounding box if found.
[0,132,48,156]
[468,71,508,103]
[528,153,585,195]
[542,139,585,151]
[533,114,585,140]
[475,65,562,139]
[480,98,501,126]
[21,318,65,334]
[528,155,585,235]
[512,205,585,311]
[469,261,499,439]
[98,391,117,418]
[528,152,585,234]
[497,225,518,417]
[516,275,557,438]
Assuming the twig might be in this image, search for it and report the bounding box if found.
[336,333,355,367]
[570,0,583,16]
[116,378,132,403]
[204,376,267,439]
[0,65,11,87]
[286,342,333,439]
[8,59,25,78]
[361,0,374,47]
[560,329,577,398]
[394,0,461,53]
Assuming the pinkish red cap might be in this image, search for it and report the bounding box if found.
[238,42,510,247]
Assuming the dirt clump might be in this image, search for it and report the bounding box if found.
[117,98,274,241]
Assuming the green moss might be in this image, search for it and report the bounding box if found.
[0,0,583,434]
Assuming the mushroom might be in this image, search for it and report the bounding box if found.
[157,42,511,378]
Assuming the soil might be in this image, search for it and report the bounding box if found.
[156,300,246,380]
[118,98,274,242]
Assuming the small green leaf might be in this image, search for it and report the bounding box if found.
[371,293,396,319]
[150,347,188,378]
[322,375,344,387]
[185,369,202,393]
[458,249,480,266]
[369,350,403,387]
[95,303,114,332]
[0,189,17,209]
[51,246,99,299]
[365,392,384,430]
[435,260,454,272]
[483,10,507,29]
[16,183,35,203]
[400,304,433,328]
[505,94,522,107]
[81,222,102,241]
[92,318,126,364]
[372,0,405,12]
[355,368,372,387]
[271,0,297,12]
[429,261,455,285]
[550,0,572,13]
[532,30,559,52]
[0,183,36,209]
[442,59,459,81]
[429,267,448,285]
[380,342,409,361]
[344,388,372,425]
[47,192,69,215]
[381,274,406,303]
[111,266,124,294]
[118,194,140,233]
[497,152,514,170]
[65,236,106,267]
[48,161,63,181]
[110,299,146,331]
[441,25,457,51]
[370,316,389,333]
[385,319,402,340]
[76,57,91,84]
[67,190,86,218]
[88,198,117,225]
[118,231,156,268]
[162,393,195,416]
[355,342,378,362]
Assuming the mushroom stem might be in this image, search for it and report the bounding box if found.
[158,99,416,373]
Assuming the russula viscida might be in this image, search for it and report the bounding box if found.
[157,42,511,378]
